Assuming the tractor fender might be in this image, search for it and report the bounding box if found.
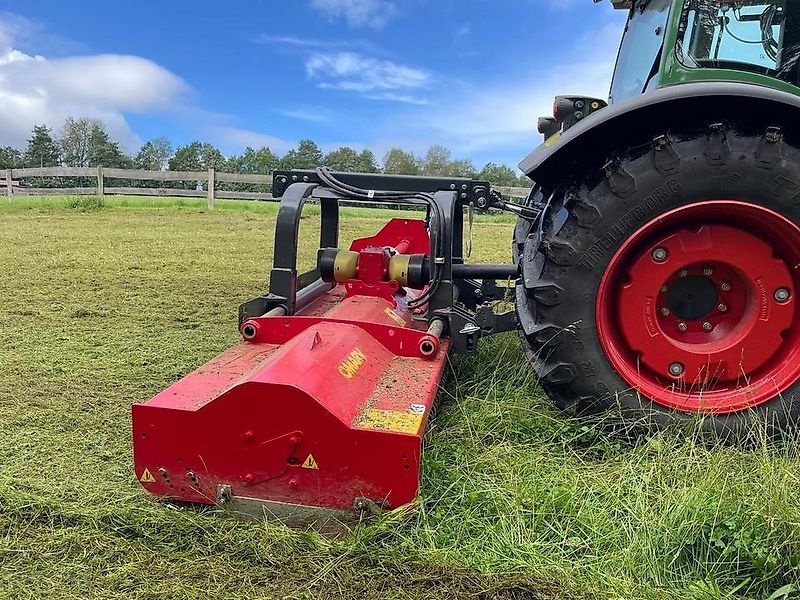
[519,81,800,185]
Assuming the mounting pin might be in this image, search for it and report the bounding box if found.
[669,363,685,377]
[775,288,791,303]
[652,247,668,262]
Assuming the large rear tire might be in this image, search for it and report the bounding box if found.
[515,125,800,441]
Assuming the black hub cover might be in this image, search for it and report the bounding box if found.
[667,275,718,320]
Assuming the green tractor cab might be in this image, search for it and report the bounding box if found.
[515,0,800,441]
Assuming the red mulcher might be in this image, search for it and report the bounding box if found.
[133,170,520,525]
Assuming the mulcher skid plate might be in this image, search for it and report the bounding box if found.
[133,269,448,526]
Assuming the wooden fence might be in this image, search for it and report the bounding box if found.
[1,166,531,208]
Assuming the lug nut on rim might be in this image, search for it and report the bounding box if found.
[703,267,714,276]
[775,288,791,303]
[679,269,688,278]
[678,322,688,332]
[703,322,713,331]
[669,363,685,377]
[660,307,670,317]
[652,247,668,262]
[718,303,728,313]
[721,282,732,292]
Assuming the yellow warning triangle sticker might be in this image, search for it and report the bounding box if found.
[139,468,156,483]
[301,454,319,470]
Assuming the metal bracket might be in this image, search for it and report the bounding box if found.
[215,485,383,534]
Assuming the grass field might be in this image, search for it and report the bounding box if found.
[1,196,800,600]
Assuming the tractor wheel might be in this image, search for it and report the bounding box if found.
[515,125,800,441]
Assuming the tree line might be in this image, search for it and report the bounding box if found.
[0,119,531,188]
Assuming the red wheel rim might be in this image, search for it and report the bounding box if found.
[597,201,800,414]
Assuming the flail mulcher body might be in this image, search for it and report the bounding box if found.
[134,0,800,524]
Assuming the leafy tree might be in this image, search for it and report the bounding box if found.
[280,139,323,170]
[134,137,173,171]
[23,125,60,168]
[479,162,523,187]
[0,146,22,169]
[168,141,225,189]
[88,125,130,168]
[356,149,379,173]
[382,148,420,175]
[59,118,130,169]
[421,145,452,176]
[449,158,477,179]
[246,147,279,174]
[223,146,278,192]
[60,117,94,167]
[169,142,225,171]
[323,147,360,172]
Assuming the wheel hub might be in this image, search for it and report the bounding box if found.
[597,201,800,414]
[665,274,718,320]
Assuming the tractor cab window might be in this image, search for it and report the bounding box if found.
[610,0,673,103]
[678,0,800,84]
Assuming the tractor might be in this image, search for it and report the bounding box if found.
[133,0,800,524]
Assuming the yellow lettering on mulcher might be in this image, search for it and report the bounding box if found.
[338,348,367,379]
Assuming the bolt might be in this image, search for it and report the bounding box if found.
[721,282,732,292]
[474,288,483,299]
[243,473,254,484]
[679,269,688,278]
[703,322,713,331]
[775,288,791,303]
[461,184,468,191]
[678,322,688,332]
[292,174,298,181]
[660,307,670,317]
[661,285,668,293]
[302,175,309,182]
[669,363,685,377]
[652,247,668,262]
[449,183,456,190]
[718,304,729,313]
[703,267,714,276]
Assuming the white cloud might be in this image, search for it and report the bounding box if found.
[0,19,187,151]
[211,126,294,154]
[310,0,398,29]
[373,21,624,165]
[278,107,334,123]
[306,52,430,95]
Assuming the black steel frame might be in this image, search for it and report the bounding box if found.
[239,171,519,354]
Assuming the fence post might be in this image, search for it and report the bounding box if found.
[207,168,215,210]
[96,166,105,200]
[5,169,12,202]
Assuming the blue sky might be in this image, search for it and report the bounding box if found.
[0,1,626,169]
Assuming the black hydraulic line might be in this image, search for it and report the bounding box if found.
[453,263,519,280]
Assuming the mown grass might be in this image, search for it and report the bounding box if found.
[1,196,799,599]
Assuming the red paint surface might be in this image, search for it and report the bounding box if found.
[133,289,447,511]
[597,201,800,413]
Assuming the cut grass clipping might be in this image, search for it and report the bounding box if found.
[1,196,800,600]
